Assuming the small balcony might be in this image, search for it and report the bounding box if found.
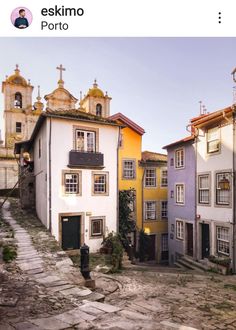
[68,150,104,169]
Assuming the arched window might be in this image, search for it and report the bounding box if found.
[14,92,22,108]
[96,104,102,116]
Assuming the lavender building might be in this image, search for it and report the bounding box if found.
[163,136,196,265]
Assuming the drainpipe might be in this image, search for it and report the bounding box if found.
[141,166,145,230]
[194,135,198,261]
[49,117,52,233]
[116,126,121,234]
[232,108,236,273]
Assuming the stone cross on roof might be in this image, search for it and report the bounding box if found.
[56,64,66,87]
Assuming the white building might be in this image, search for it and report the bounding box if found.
[15,69,121,252]
[191,107,235,269]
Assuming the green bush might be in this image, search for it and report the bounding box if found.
[102,232,123,272]
[3,245,17,263]
[208,255,231,267]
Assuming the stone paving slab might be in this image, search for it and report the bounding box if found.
[54,310,96,325]
[67,307,97,321]
[15,321,44,330]
[36,275,63,284]
[119,309,152,321]
[17,262,43,272]
[60,287,91,297]
[160,321,199,330]
[79,304,105,316]
[43,280,70,288]
[47,284,75,293]
[25,268,44,275]
[82,301,121,313]
[30,316,71,330]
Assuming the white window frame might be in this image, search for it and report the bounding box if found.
[207,127,220,154]
[176,220,184,240]
[216,172,231,206]
[92,172,109,196]
[198,174,210,204]
[122,159,136,179]
[75,129,96,153]
[161,201,168,219]
[216,227,230,256]
[62,170,82,196]
[145,168,156,187]
[175,148,184,169]
[144,201,156,220]
[161,169,168,187]
[175,184,185,204]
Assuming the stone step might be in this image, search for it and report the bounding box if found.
[176,258,204,272]
[181,256,208,272]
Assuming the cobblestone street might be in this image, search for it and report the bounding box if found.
[0,199,236,329]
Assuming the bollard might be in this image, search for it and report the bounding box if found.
[80,243,91,280]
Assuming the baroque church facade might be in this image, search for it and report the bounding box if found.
[0,65,43,190]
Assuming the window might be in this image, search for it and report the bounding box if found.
[96,104,102,116]
[64,173,79,194]
[38,138,41,158]
[16,122,22,133]
[170,158,174,166]
[145,201,156,220]
[92,172,109,195]
[75,130,95,152]
[207,127,220,153]
[90,218,104,237]
[175,148,184,168]
[176,220,184,240]
[161,201,168,218]
[216,172,231,205]
[217,227,230,255]
[161,170,168,187]
[122,160,136,179]
[145,169,156,187]
[175,184,184,204]
[198,174,210,204]
[14,92,22,108]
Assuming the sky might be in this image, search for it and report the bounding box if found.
[0,37,236,153]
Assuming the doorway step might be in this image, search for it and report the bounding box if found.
[175,256,207,273]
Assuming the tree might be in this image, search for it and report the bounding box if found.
[119,189,136,249]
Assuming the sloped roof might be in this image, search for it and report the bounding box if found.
[163,135,195,149]
[109,112,145,135]
[142,151,167,162]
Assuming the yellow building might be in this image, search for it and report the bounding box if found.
[110,113,168,263]
[109,112,145,248]
[140,151,168,263]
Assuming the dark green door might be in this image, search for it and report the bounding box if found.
[202,224,210,259]
[62,216,81,250]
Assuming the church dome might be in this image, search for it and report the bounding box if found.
[6,65,28,86]
[87,80,104,98]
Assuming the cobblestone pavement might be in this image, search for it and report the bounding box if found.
[1,199,236,329]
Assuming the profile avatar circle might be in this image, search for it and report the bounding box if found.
[11,7,33,29]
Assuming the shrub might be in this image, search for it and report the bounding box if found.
[208,255,231,268]
[3,245,17,263]
[102,232,123,272]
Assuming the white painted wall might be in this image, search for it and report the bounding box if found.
[197,123,233,223]
[49,118,119,252]
[34,120,48,227]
